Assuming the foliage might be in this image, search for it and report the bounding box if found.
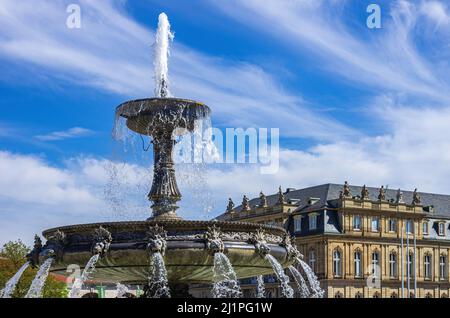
[0,240,68,298]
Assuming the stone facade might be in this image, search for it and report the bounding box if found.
[217,183,450,298]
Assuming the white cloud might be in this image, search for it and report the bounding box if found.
[0,0,357,142]
[213,0,450,103]
[420,1,450,27]
[35,127,94,141]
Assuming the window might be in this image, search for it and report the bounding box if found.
[390,292,398,298]
[309,250,316,271]
[439,223,446,236]
[309,214,318,230]
[294,216,302,232]
[373,292,381,298]
[355,292,363,298]
[440,255,447,280]
[406,219,414,234]
[334,291,343,298]
[389,253,397,278]
[372,252,380,278]
[423,222,429,235]
[425,292,433,299]
[333,249,342,277]
[424,254,432,279]
[407,253,414,278]
[353,215,361,230]
[371,217,380,232]
[389,219,396,232]
[354,251,362,277]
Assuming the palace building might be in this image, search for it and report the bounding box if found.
[217,183,450,298]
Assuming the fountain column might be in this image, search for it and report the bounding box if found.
[148,130,182,220]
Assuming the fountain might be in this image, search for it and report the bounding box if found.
[16,13,323,298]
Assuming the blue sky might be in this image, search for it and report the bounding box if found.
[1,0,450,245]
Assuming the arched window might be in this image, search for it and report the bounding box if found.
[309,249,316,271]
[439,254,447,279]
[373,292,381,298]
[390,292,398,298]
[407,252,414,277]
[354,250,362,278]
[372,251,380,278]
[424,254,432,279]
[425,292,433,299]
[355,292,363,298]
[389,252,397,278]
[353,215,361,230]
[334,291,343,298]
[333,249,342,277]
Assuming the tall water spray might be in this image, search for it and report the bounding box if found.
[256,275,266,298]
[212,252,242,298]
[296,258,324,298]
[288,266,310,298]
[265,254,294,298]
[116,283,131,298]
[0,262,30,298]
[154,13,174,98]
[69,254,100,298]
[25,258,54,298]
[147,252,171,298]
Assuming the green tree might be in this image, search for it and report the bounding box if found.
[0,240,68,298]
[0,240,30,267]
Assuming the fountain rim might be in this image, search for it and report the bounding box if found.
[41,220,287,238]
[115,97,210,118]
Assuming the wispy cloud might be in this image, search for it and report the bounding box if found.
[213,0,450,104]
[35,127,94,141]
[0,0,358,141]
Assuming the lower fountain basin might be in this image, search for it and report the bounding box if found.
[41,220,293,284]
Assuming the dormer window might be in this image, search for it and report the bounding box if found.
[439,222,446,236]
[309,214,318,230]
[294,216,302,232]
[423,221,429,235]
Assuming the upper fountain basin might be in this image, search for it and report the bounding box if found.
[116,98,211,136]
[40,220,293,284]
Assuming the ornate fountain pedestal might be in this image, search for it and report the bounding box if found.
[116,98,210,220]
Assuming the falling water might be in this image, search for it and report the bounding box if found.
[69,254,100,298]
[288,266,310,298]
[256,275,266,298]
[116,283,131,298]
[265,254,293,298]
[296,258,324,298]
[25,258,54,298]
[147,252,171,298]
[212,252,242,298]
[0,262,30,298]
[154,12,174,98]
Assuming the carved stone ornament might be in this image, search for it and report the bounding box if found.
[342,181,351,198]
[378,185,386,201]
[248,228,271,257]
[412,188,421,205]
[204,225,225,254]
[226,198,235,213]
[259,191,268,208]
[146,224,168,256]
[26,235,43,268]
[44,229,67,262]
[242,195,250,211]
[361,185,369,200]
[277,186,285,205]
[280,234,302,261]
[91,226,113,257]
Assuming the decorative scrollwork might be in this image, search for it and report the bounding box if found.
[204,225,225,254]
[146,224,168,256]
[248,228,270,257]
[91,226,113,257]
[280,234,303,261]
